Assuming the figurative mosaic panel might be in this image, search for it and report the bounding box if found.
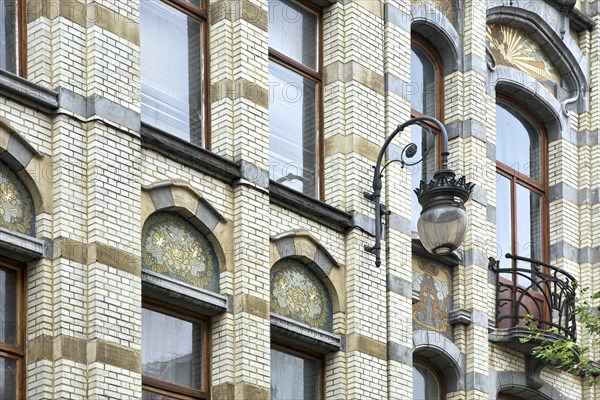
[142,212,219,291]
[271,259,333,331]
[0,160,34,235]
[487,24,561,95]
[413,256,452,339]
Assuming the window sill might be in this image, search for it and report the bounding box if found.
[269,181,353,233]
[0,227,46,262]
[0,69,58,110]
[412,238,461,266]
[141,123,240,183]
[271,313,342,354]
[142,269,228,316]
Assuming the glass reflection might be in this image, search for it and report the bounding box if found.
[496,174,512,278]
[0,0,17,73]
[413,363,440,400]
[268,61,318,196]
[142,308,203,390]
[268,0,317,69]
[0,266,17,346]
[410,45,437,115]
[0,357,17,400]
[410,43,438,233]
[141,0,203,143]
[496,103,540,180]
[271,348,320,400]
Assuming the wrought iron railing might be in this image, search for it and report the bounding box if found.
[488,253,577,341]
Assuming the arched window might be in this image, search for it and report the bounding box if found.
[495,99,547,270]
[410,37,443,233]
[413,359,444,400]
[495,98,548,328]
[141,211,220,399]
[270,258,334,400]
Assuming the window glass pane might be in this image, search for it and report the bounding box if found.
[271,348,320,400]
[0,356,17,400]
[0,266,17,345]
[516,185,542,285]
[142,308,204,390]
[410,45,437,116]
[413,364,440,400]
[496,103,540,180]
[268,61,318,196]
[0,0,17,73]
[410,125,436,233]
[268,0,317,69]
[141,0,203,143]
[496,174,513,277]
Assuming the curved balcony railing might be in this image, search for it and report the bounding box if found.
[488,253,577,341]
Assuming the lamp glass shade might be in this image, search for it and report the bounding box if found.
[417,202,469,255]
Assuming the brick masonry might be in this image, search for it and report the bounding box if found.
[0,0,596,399]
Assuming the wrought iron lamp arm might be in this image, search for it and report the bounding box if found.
[365,116,450,268]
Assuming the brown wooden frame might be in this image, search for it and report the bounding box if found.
[17,0,26,77]
[268,0,324,200]
[271,341,325,400]
[143,0,211,148]
[410,35,445,169]
[495,95,550,326]
[141,299,211,400]
[0,259,25,400]
[413,356,446,400]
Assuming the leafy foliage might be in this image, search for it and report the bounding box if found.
[520,286,600,385]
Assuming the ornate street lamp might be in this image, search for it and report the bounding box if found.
[364,116,475,267]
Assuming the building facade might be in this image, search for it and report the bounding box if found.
[0,0,598,399]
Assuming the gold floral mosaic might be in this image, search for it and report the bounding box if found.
[487,24,560,95]
[142,212,218,291]
[413,256,452,339]
[271,259,333,331]
[0,161,34,235]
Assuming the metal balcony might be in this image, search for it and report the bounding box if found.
[488,253,577,348]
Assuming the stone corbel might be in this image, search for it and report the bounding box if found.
[525,354,547,390]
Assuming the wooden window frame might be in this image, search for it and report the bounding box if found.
[495,95,549,268]
[0,259,25,400]
[142,299,211,400]
[268,0,324,200]
[410,35,445,169]
[271,341,325,400]
[495,95,550,325]
[141,0,211,148]
[413,356,446,400]
[1,0,26,77]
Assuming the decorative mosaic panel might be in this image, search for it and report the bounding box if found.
[142,212,219,291]
[411,0,456,23]
[487,24,560,95]
[0,160,34,235]
[413,256,452,339]
[271,259,333,331]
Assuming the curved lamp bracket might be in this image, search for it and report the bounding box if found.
[364,116,474,267]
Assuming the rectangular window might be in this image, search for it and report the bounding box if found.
[271,346,322,400]
[0,0,23,76]
[0,262,23,400]
[140,0,207,145]
[142,303,209,400]
[268,0,322,198]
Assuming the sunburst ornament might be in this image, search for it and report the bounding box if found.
[487,24,560,95]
